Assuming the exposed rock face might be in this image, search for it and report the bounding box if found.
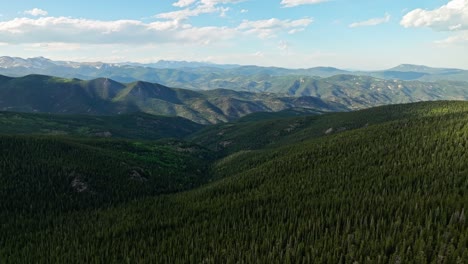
[129,168,148,182]
[94,131,112,138]
[70,172,89,193]
[219,141,232,148]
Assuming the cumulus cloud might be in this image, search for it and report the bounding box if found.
[173,0,197,7]
[0,15,313,45]
[238,18,313,38]
[156,5,219,20]
[0,17,236,45]
[436,31,468,44]
[157,0,241,20]
[1,0,313,50]
[24,8,48,17]
[281,0,328,8]
[349,13,391,28]
[401,0,468,31]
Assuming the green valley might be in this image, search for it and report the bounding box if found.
[3,0,468,262]
[0,101,467,262]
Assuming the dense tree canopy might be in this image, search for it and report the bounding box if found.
[0,101,467,263]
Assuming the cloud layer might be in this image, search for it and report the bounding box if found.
[0,15,311,45]
[238,18,313,38]
[349,14,390,28]
[281,0,328,8]
[160,0,246,20]
[0,17,237,45]
[24,8,48,17]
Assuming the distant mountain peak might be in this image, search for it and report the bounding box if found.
[392,64,435,71]
[389,64,464,75]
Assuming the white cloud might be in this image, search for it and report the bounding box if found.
[401,0,468,31]
[238,18,313,38]
[253,51,264,57]
[0,15,312,45]
[156,5,219,20]
[436,31,468,44]
[0,16,236,45]
[219,7,230,17]
[200,0,245,6]
[25,42,82,51]
[158,0,245,20]
[349,13,391,28]
[173,0,197,7]
[24,8,48,17]
[241,9,248,13]
[157,0,240,21]
[281,0,328,8]
[401,0,468,46]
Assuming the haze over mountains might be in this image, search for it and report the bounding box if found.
[0,74,343,124]
[1,56,468,86]
[1,56,468,124]
[2,72,468,123]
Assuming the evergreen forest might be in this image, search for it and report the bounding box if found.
[0,101,467,263]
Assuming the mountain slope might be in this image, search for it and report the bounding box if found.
[0,136,214,215]
[1,101,466,262]
[264,75,468,109]
[3,73,468,124]
[0,74,344,124]
[190,101,468,154]
[0,111,203,140]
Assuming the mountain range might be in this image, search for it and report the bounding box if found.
[1,57,467,87]
[2,73,468,123]
[0,74,343,124]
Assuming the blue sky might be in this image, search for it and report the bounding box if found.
[0,0,467,69]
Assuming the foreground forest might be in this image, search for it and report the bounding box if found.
[0,101,467,263]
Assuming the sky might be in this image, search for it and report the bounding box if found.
[0,0,467,70]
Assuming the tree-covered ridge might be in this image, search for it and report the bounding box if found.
[191,101,468,154]
[1,101,467,262]
[0,136,214,215]
[0,111,203,140]
[2,73,468,125]
[0,74,343,124]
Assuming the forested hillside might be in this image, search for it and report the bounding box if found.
[0,137,213,214]
[0,111,203,140]
[191,101,467,154]
[1,101,467,263]
[0,74,343,124]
